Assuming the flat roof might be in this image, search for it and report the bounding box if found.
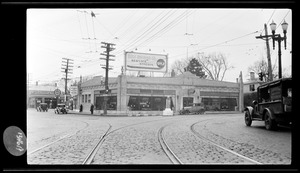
[81,72,239,88]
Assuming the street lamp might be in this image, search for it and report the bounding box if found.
[269,20,288,79]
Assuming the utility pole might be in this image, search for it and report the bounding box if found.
[256,24,273,82]
[100,42,115,115]
[264,24,273,82]
[61,58,74,103]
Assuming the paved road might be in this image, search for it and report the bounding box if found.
[27,109,291,164]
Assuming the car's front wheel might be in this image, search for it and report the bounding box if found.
[245,110,252,126]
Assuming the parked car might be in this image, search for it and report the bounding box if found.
[37,103,48,112]
[54,104,68,114]
[244,78,292,130]
[179,103,205,115]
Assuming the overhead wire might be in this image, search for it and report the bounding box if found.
[196,10,249,47]
[125,10,176,51]
[112,10,166,56]
[260,9,276,35]
[136,10,194,49]
[171,30,260,59]
[114,10,173,55]
[91,13,98,52]
[109,10,154,52]
[83,11,92,51]
[106,10,138,42]
[76,10,84,39]
[276,10,291,30]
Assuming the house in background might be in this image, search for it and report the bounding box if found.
[244,72,264,94]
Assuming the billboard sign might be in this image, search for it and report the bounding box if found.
[125,52,168,72]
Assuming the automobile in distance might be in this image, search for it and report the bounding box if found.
[37,103,48,112]
[244,78,292,130]
[179,103,205,115]
[54,103,68,114]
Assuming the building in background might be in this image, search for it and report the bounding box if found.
[27,83,65,109]
[79,71,243,116]
[244,72,264,94]
[243,72,265,108]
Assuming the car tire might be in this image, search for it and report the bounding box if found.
[245,110,252,126]
[265,111,277,130]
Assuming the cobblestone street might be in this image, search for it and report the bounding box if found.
[27,109,291,165]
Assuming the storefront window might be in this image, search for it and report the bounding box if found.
[128,96,139,110]
[152,97,165,111]
[95,96,103,110]
[183,97,193,107]
[202,98,237,111]
[95,96,117,110]
[140,97,151,111]
[127,96,170,111]
[107,96,117,110]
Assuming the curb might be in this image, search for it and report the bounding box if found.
[67,111,242,117]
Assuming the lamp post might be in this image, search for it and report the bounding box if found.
[256,20,288,80]
[269,20,288,79]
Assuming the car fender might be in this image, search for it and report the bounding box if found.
[262,108,274,120]
[244,106,253,116]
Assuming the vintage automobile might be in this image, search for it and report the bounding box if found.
[37,103,48,112]
[244,78,292,130]
[54,104,68,114]
[179,103,205,115]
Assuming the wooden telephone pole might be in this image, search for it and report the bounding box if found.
[256,24,273,82]
[100,42,115,115]
[61,58,73,103]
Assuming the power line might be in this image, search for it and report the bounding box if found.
[107,10,138,42]
[171,30,260,59]
[260,9,276,35]
[276,10,291,30]
[115,10,174,54]
[137,10,194,49]
[76,10,84,39]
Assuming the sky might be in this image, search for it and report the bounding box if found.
[27,8,292,84]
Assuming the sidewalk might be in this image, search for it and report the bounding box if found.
[67,109,242,116]
[204,111,242,114]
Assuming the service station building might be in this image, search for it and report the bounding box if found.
[79,71,243,116]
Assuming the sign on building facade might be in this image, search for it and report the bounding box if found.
[124,51,168,72]
[70,86,78,96]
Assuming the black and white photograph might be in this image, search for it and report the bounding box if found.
[25,8,292,165]
[3,2,296,171]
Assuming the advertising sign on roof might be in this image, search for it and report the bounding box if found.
[125,52,168,72]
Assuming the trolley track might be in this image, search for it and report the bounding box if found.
[27,119,91,155]
[82,123,112,164]
[190,121,262,164]
[158,124,183,164]
[82,116,187,164]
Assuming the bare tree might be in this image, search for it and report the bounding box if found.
[196,52,234,81]
[247,57,279,81]
[171,58,190,75]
